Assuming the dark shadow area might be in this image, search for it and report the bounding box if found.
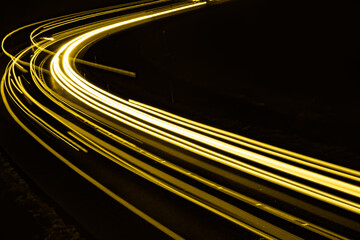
[0,148,89,240]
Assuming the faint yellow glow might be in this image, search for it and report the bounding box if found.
[41,37,55,41]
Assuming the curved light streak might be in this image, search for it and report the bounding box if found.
[1,0,359,239]
[51,0,360,206]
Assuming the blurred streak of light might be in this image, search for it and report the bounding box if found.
[50,1,360,213]
[27,36,349,237]
[0,75,183,240]
[128,99,360,180]
[1,0,359,239]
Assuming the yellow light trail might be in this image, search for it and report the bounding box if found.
[128,99,360,180]
[1,0,359,239]
[50,0,360,212]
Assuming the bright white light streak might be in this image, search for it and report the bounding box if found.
[56,36,360,199]
[50,1,360,213]
[127,99,360,181]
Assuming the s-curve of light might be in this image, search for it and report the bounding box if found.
[2,0,360,239]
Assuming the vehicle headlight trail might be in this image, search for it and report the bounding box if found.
[2,0,359,239]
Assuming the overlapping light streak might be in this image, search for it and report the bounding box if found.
[51,0,360,210]
[2,0,359,239]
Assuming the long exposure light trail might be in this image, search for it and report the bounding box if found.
[1,0,359,239]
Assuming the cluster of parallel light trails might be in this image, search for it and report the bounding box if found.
[1,0,359,239]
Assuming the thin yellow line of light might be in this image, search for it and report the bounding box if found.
[59,43,360,199]
[50,62,360,214]
[1,45,184,240]
[49,2,360,213]
[55,25,360,199]
[128,99,360,181]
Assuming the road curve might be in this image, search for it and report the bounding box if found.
[1,0,360,239]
